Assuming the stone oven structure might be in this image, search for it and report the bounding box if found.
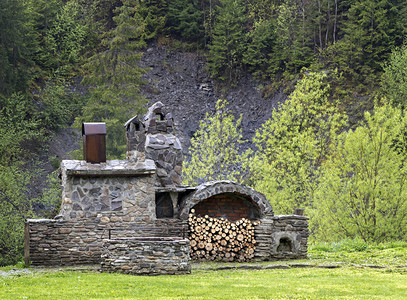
[25,102,309,268]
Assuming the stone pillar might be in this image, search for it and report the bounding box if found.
[125,102,183,187]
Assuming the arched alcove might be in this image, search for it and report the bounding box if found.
[178,181,273,219]
[191,192,261,221]
[277,237,293,253]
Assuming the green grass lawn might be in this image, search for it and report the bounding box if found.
[1,241,406,299]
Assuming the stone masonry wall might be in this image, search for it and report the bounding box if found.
[179,181,273,219]
[25,159,189,266]
[253,214,274,261]
[26,219,102,266]
[101,237,191,275]
[145,133,183,187]
[254,214,309,261]
[270,215,309,259]
[125,102,183,188]
[59,160,157,223]
[25,219,187,266]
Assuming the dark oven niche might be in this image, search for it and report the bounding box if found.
[155,192,174,218]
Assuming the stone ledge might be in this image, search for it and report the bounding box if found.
[273,215,310,220]
[195,263,341,271]
[61,159,156,176]
[26,219,58,223]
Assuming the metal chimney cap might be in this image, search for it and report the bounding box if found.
[82,123,106,135]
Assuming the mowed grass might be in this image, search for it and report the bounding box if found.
[1,266,406,299]
[0,267,405,299]
[1,241,406,299]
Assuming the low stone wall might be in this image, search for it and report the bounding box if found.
[254,214,309,261]
[25,219,102,266]
[25,219,186,266]
[101,237,191,275]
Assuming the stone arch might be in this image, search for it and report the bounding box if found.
[143,101,174,134]
[178,181,273,219]
[271,232,301,254]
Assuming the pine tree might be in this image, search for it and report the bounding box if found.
[207,0,247,83]
[26,0,62,79]
[0,0,35,95]
[243,18,277,79]
[42,0,89,76]
[167,0,203,42]
[274,0,314,75]
[139,0,168,40]
[329,0,397,89]
[77,0,148,159]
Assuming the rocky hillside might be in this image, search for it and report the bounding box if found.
[45,43,286,174]
[139,43,286,155]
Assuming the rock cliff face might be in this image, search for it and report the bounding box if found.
[42,43,286,189]
[138,43,286,155]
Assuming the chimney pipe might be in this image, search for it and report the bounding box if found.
[82,122,106,163]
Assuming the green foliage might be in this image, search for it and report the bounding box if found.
[308,240,407,266]
[246,0,277,22]
[37,81,86,130]
[42,0,89,76]
[0,0,35,95]
[39,171,63,218]
[243,19,277,80]
[139,0,167,40]
[207,0,247,82]
[313,102,407,242]
[250,71,347,214]
[381,45,407,108]
[0,91,67,266]
[311,237,369,253]
[183,99,251,185]
[167,0,203,42]
[0,93,39,266]
[78,0,148,159]
[274,0,314,75]
[328,0,397,90]
[27,0,62,78]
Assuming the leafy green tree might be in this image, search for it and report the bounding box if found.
[77,0,148,159]
[183,99,251,185]
[313,102,407,242]
[0,93,40,266]
[207,0,247,83]
[381,46,407,108]
[250,71,347,214]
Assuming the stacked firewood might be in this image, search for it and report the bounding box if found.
[188,209,259,262]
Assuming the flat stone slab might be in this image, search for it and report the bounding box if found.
[193,263,342,271]
[61,159,156,176]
